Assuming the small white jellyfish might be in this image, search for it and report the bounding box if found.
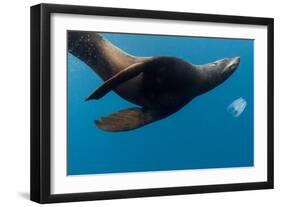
[227,97,247,118]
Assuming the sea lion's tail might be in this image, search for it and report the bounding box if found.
[67,31,138,80]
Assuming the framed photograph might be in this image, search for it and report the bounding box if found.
[30,3,274,203]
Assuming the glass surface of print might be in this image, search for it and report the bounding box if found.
[67,32,254,175]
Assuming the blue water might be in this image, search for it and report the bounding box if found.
[67,32,254,175]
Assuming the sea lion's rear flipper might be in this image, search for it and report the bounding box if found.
[68,31,141,80]
[86,59,154,100]
[95,107,164,132]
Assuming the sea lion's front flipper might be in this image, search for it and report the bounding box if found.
[86,59,154,100]
[95,107,164,132]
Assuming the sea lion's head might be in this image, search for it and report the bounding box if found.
[198,57,240,94]
[211,57,240,81]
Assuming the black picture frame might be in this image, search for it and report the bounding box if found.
[30,3,274,204]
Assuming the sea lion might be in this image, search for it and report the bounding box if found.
[68,31,240,132]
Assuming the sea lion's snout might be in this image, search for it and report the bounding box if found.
[228,56,240,70]
[228,57,240,71]
[221,56,240,78]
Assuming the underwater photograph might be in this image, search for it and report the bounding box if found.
[67,31,254,176]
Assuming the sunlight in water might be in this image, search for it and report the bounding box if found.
[227,97,247,118]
